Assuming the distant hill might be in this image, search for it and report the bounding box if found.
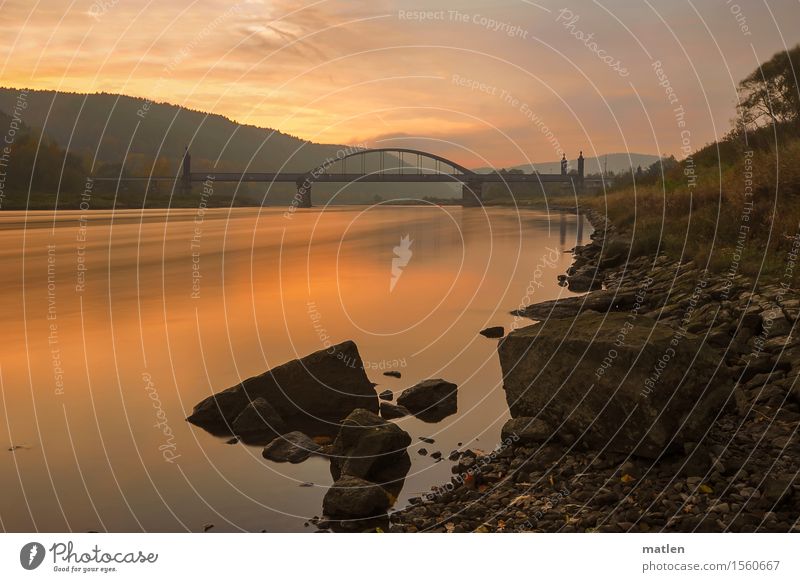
[0,87,659,207]
[0,87,353,172]
[0,87,459,204]
[474,152,662,176]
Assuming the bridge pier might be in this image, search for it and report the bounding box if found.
[461,178,483,207]
[181,147,192,194]
[295,178,312,208]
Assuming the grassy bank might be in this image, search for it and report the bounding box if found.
[581,124,800,282]
[579,45,800,284]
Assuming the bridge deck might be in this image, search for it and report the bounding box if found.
[93,172,580,184]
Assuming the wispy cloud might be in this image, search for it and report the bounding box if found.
[1,0,799,165]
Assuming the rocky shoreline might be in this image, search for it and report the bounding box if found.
[389,208,800,533]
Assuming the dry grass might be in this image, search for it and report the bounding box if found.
[582,131,800,284]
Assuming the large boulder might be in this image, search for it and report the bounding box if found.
[328,409,411,493]
[396,379,458,422]
[231,397,285,441]
[185,390,250,435]
[322,476,392,520]
[498,311,733,458]
[501,417,552,444]
[187,341,378,434]
[262,431,320,463]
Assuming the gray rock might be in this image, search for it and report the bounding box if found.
[328,409,412,493]
[479,326,505,339]
[231,397,285,439]
[187,341,378,433]
[262,431,320,463]
[379,390,393,401]
[498,312,732,458]
[567,273,603,293]
[792,382,800,405]
[322,475,392,520]
[501,417,552,444]
[380,402,410,420]
[185,390,250,435]
[397,379,458,422]
[761,307,792,336]
[760,476,795,507]
[513,289,638,320]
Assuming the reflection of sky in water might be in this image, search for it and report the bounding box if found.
[0,206,589,532]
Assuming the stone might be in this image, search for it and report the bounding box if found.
[760,476,795,507]
[479,326,505,339]
[711,503,730,514]
[501,417,552,444]
[185,390,250,435]
[678,445,713,477]
[262,431,321,463]
[792,382,800,405]
[231,397,285,440]
[383,371,402,379]
[328,409,412,493]
[498,312,733,458]
[397,379,458,422]
[187,341,378,434]
[761,307,792,336]
[567,273,603,293]
[322,476,392,520]
[513,289,639,320]
[379,390,393,401]
[380,402,410,420]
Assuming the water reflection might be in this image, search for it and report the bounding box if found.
[0,206,589,532]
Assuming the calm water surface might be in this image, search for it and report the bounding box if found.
[0,205,589,532]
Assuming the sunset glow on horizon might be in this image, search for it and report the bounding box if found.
[1,0,799,167]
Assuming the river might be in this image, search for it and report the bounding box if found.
[0,204,589,532]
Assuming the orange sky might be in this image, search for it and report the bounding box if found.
[1,0,799,167]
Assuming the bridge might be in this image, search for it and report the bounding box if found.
[96,147,586,207]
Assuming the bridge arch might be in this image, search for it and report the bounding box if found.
[294,147,476,208]
[307,147,475,178]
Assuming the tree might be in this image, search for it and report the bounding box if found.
[737,44,800,130]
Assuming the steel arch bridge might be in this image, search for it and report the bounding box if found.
[95,147,586,207]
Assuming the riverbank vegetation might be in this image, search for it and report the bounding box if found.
[583,45,800,281]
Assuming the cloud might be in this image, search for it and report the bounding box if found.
[1,0,799,164]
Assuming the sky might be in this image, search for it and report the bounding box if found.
[1,0,799,167]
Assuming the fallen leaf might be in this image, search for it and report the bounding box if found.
[699,484,714,494]
[510,494,531,506]
[621,473,636,483]
[445,522,455,533]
